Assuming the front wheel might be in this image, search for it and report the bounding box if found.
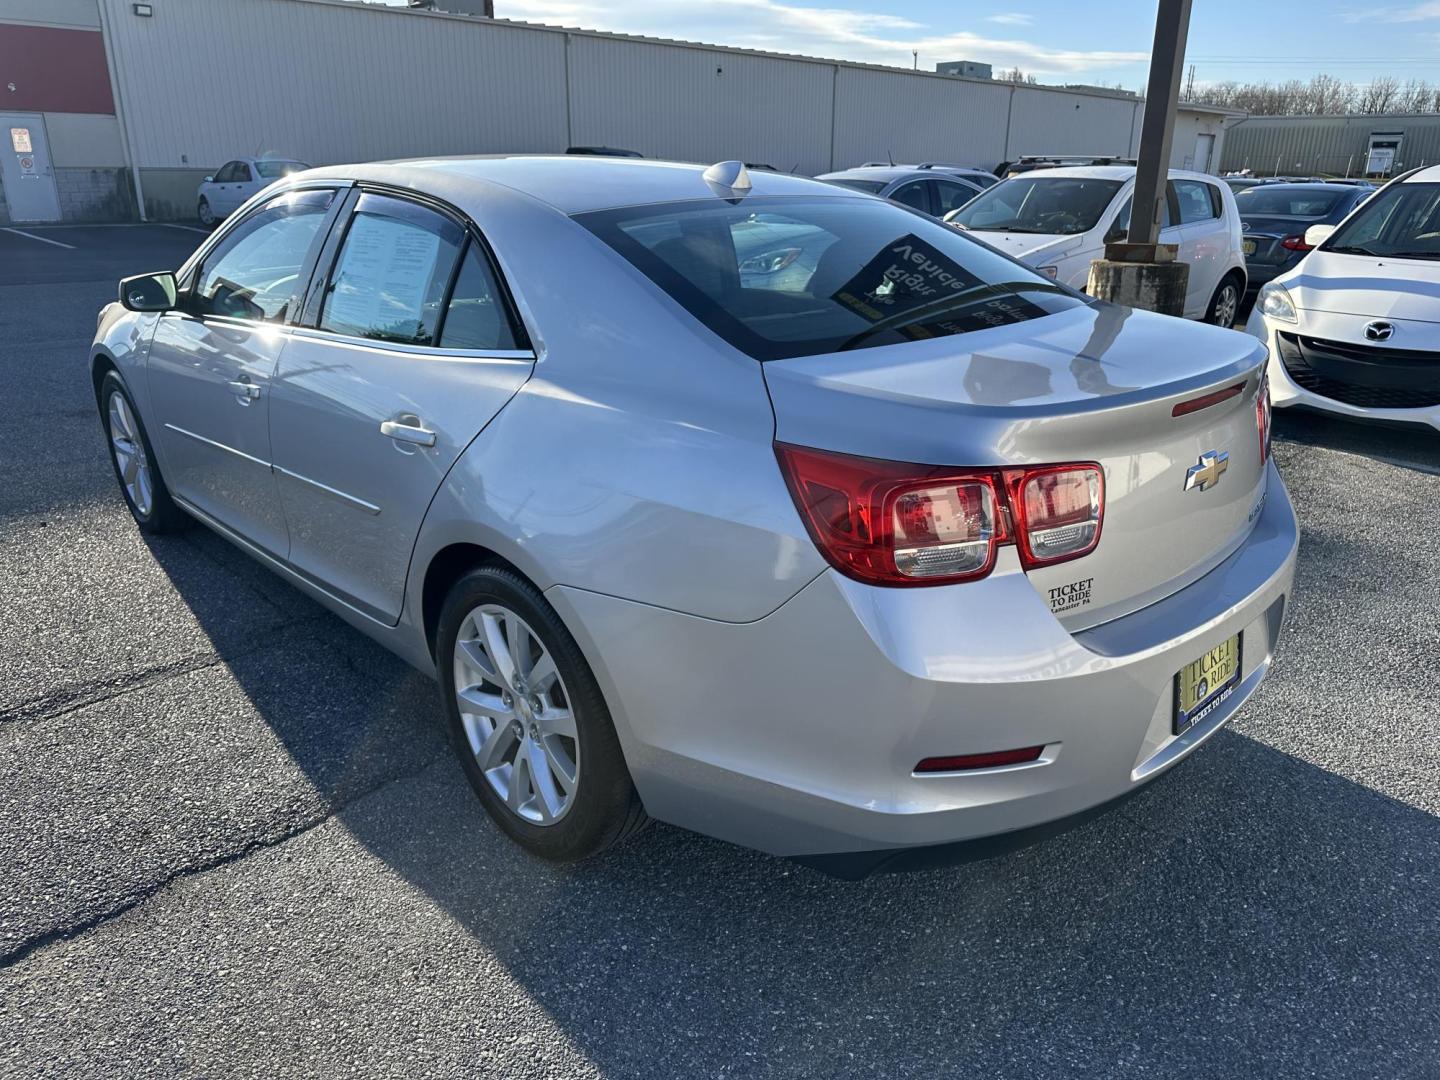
[197,197,216,227]
[100,371,188,534]
[437,565,648,861]
[1205,276,1242,329]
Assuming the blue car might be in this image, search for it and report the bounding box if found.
[1237,183,1373,295]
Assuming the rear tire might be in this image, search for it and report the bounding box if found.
[100,371,188,535]
[437,565,648,861]
[1205,275,1243,329]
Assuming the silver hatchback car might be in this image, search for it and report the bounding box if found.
[94,157,1297,877]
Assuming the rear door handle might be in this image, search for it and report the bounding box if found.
[380,418,436,447]
[228,379,261,401]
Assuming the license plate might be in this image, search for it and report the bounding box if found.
[1242,239,1257,256]
[1173,634,1241,735]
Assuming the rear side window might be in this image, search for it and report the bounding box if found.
[578,196,1086,361]
[194,188,334,322]
[321,193,463,346]
[1173,179,1220,224]
[438,243,519,351]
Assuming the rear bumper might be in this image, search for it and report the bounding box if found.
[548,464,1298,864]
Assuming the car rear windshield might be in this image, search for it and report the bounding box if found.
[1235,187,1347,217]
[948,177,1125,235]
[820,178,887,194]
[576,196,1086,361]
[1325,182,1440,259]
[254,160,309,179]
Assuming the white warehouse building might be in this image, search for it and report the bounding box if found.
[0,0,1239,223]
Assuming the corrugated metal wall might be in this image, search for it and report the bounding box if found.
[96,0,1222,187]
[567,36,834,173]
[832,66,1012,169]
[1007,86,1140,159]
[1221,115,1440,176]
[99,0,569,166]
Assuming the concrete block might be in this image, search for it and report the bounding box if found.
[1086,258,1189,318]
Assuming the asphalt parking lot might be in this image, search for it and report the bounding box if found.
[2,223,1438,1079]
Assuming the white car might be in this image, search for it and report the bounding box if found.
[196,157,309,226]
[1247,165,1440,431]
[946,166,1249,327]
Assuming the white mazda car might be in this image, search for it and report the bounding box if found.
[1247,165,1440,431]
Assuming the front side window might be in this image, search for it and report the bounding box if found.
[321,193,464,346]
[949,177,1125,235]
[889,181,931,213]
[235,163,254,182]
[213,162,238,183]
[194,188,335,321]
[1173,179,1219,224]
[579,196,1087,361]
[1324,183,1440,259]
[933,179,978,216]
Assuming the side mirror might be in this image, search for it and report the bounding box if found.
[1304,223,1336,248]
[118,271,178,312]
[202,175,214,183]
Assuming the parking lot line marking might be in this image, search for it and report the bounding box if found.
[160,224,211,235]
[2,227,76,249]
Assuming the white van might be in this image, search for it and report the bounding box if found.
[946,165,1248,326]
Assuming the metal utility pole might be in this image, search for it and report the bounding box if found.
[1128,0,1192,246]
[1087,0,1194,317]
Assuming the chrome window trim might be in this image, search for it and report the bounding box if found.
[284,324,535,363]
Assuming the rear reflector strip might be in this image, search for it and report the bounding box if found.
[914,746,1045,773]
[1172,382,1245,417]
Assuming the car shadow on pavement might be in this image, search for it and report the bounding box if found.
[134,528,1440,1077]
[1274,410,1440,474]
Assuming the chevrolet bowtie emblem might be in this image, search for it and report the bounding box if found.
[1184,450,1229,493]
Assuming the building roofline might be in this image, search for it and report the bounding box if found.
[287,0,1220,109]
[1228,112,1440,124]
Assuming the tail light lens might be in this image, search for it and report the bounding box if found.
[1010,466,1103,564]
[1256,373,1272,465]
[1280,234,1312,252]
[776,444,1102,587]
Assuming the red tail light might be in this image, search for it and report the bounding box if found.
[775,444,1103,587]
[1256,373,1272,465]
[915,746,1045,773]
[1280,234,1312,252]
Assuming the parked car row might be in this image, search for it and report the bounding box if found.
[106,154,1296,876]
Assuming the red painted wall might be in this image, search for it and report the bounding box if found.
[0,24,114,114]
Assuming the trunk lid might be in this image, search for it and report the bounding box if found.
[1240,215,1315,266]
[763,302,1269,630]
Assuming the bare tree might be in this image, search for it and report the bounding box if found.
[1191,73,1431,116]
[1356,76,1401,114]
[996,66,1037,85]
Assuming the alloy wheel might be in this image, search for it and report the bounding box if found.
[108,391,154,517]
[453,603,579,825]
[1213,283,1239,328]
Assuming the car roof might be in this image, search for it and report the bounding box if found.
[1402,164,1440,184]
[1000,165,1219,183]
[303,155,858,215]
[816,167,926,183]
[1236,182,1357,190]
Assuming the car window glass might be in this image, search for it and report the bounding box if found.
[438,242,519,350]
[581,196,1088,361]
[951,177,1125,235]
[1173,179,1219,224]
[214,162,236,183]
[236,163,253,183]
[321,193,464,346]
[890,181,931,213]
[933,180,977,216]
[1234,187,1349,218]
[194,188,334,322]
[1112,192,1173,233]
[255,160,308,180]
[1327,182,1440,255]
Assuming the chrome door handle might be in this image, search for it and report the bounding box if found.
[228,379,261,400]
[380,419,436,447]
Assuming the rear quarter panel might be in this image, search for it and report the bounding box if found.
[405,184,826,627]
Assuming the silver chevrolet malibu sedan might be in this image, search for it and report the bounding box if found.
[92,156,1297,877]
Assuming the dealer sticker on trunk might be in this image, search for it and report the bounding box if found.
[1047,577,1093,614]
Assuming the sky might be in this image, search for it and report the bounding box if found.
[388,0,1440,90]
